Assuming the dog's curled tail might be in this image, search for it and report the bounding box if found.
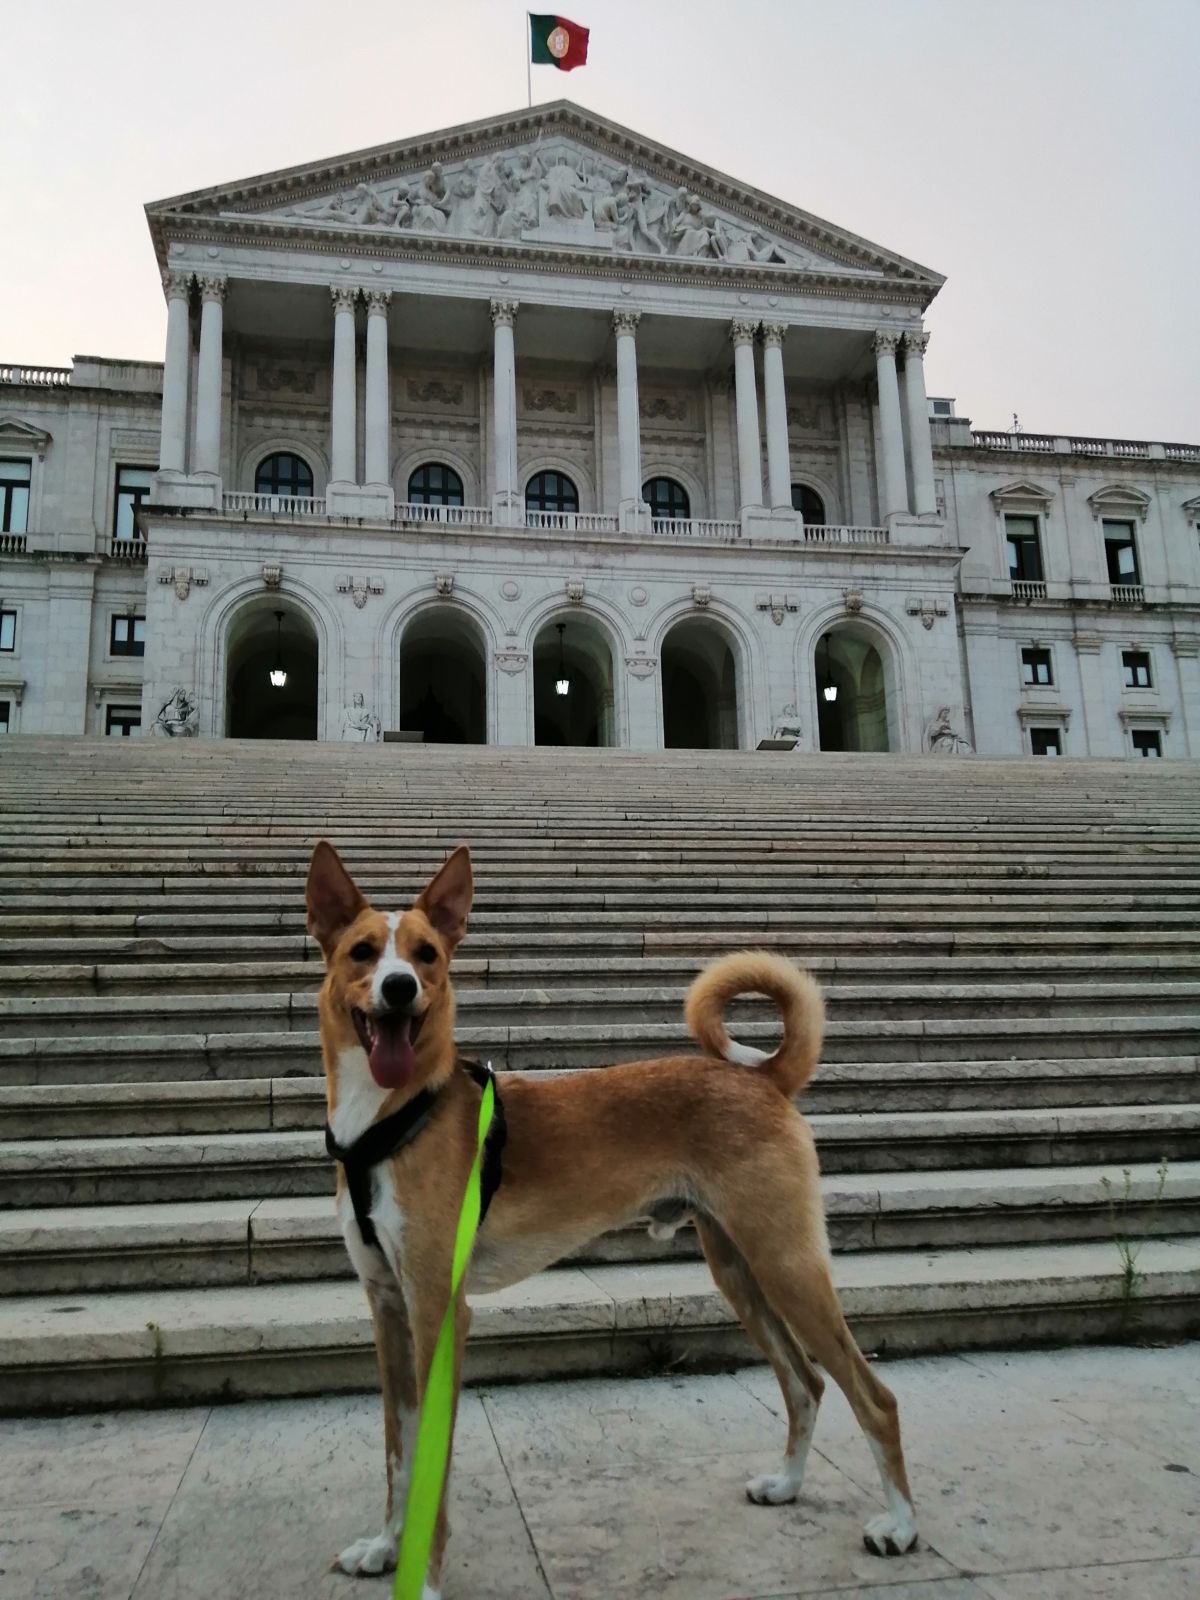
[684,950,825,1099]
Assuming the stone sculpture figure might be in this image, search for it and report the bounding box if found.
[925,707,973,756]
[450,172,495,239]
[154,688,198,737]
[541,152,588,220]
[341,691,381,743]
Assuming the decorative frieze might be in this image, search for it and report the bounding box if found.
[905,596,949,630]
[755,592,797,626]
[158,564,209,601]
[254,365,319,397]
[626,655,657,678]
[523,387,578,414]
[640,393,689,423]
[495,650,528,674]
[406,378,465,407]
[336,574,384,608]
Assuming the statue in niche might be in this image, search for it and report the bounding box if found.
[154,688,198,737]
[341,691,381,743]
[925,707,973,756]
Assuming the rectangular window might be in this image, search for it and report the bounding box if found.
[1030,728,1062,757]
[1005,515,1043,582]
[0,699,9,735]
[1122,649,1152,688]
[110,614,146,657]
[1021,646,1053,686]
[1131,729,1162,757]
[0,610,15,652]
[112,466,155,541]
[1103,521,1140,585]
[1,459,31,534]
[105,705,141,737]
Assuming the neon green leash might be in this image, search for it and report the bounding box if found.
[393,1070,495,1600]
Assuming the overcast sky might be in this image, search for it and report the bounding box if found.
[3,0,1197,440]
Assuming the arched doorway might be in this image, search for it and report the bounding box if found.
[226,603,319,739]
[661,619,740,748]
[398,608,486,743]
[533,617,616,746]
[815,627,892,752]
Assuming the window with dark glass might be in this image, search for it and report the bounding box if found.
[254,453,314,499]
[1131,729,1162,757]
[525,471,579,514]
[1,460,31,534]
[1122,650,1152,688]
[1030,727,1062,756]
[105,705,141,737]
[110,614,146,657]
[1006,515,1043,582]
[643,477,690,520]
[0,610,15,652]
[1021,646,1053,686]
[0,700,9,735]
[113,466,155,539]
[791,484,826,525]
[407,463,464,506]
[1103,521,1140,584]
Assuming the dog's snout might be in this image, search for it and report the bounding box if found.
[380,971,418,1012]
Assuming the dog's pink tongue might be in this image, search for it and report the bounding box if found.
[367,1017,414,1089]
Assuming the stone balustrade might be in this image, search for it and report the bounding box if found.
[1110,584,1145,605]
[0,533,28,556]
[971,430,1198,463]
[108,537,148,562]
[223,491,328,518]
[0,364,71,387]
[1011,580,1047,602]
[803,523,891,546]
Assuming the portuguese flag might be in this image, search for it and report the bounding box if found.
[529,14,589,71]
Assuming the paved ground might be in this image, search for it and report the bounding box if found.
[2,1343,1197,1599]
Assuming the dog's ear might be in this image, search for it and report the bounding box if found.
[306,841,367,958]
[416,844,473,949]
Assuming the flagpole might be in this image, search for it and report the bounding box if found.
[526,13,532,107]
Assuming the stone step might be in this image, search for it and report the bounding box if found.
[3,1235,1198,1411]
[3,979,1195,1040]
[2,1162,1194,1296]
[5,1057,1200,1141]
[3,1106,1196,1208]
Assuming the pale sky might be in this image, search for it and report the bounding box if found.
[3,0,1197,441]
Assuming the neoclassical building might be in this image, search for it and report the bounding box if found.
[2,102,1198,756]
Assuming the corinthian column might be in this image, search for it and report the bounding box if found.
[761,322,792,510]
[901,330,937,516]
[158,271,192,476]
[364,290,392,490]
[491,300,520,522]
[330,286,359,488]
[873,330,908,521]
[731,320,763,511]
[193,275,226,480]
[613,309,644,526]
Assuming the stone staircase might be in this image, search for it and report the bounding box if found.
[0,736,1198,1412]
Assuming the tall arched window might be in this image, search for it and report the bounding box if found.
[791,483,826,525]
[525,471,579,514]
[407,462,465,506]
[255,453,314,498]
[643,476,691,520]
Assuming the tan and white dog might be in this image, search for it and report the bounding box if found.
[306,839,918,1596]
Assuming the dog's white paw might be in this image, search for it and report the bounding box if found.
[863,1509,918,1557]
[745,1470,801,1505]
[332,1531,397,1576]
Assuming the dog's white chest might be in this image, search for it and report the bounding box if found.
[337,1175,407,1287]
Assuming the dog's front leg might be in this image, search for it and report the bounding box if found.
[334,1279,418,1577]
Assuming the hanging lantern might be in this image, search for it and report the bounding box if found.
[269,610,288,688]
[555,622,570,696]
[821,633,838,703]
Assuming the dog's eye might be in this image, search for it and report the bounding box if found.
[349,941,377,963]
[415,942,438,964]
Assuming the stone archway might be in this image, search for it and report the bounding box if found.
[661,618,740,749]
[225,602,319,739]
[398,608,487,743]
[815,626,893,752]
[533,616,616,746]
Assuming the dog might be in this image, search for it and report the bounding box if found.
[306,839,918,1595]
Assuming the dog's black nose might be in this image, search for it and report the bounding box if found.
[380,972,418,1012]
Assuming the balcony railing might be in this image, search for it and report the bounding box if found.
[972,430,1197,462]
[973,430,1058,453]
[1110,584,1145,605]
[524,509,619,534]
[109,536,148,562]
[1164,443,1200,463]
[651,516,741,540]
[393,501,492,528]
[0,364,71,387]
[223,491,327,518]
[1011,580,1047,602]
[0,532,28,556]
[803,523,891,546]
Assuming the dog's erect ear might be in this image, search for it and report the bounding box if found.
[306,841,367,958]
[416,844,473,948]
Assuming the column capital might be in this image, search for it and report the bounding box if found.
[730,318,759,348]
[198,275,227,305]
[873,330,901,357]
[365,288,392,316]
[490,299,519,328]
[612,308,641,337]
[903,330,931,359]
[330,285,359,315]
[162,269,193,303]
[761,322,787,349]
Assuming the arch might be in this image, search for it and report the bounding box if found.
[397,605,487,744]
[255,451,314,499]
[641,460,707,519]
[520,453,595,511]
[647,597,762,749]
[532,612,618,747]
[660,615,741,749]
[525,469,580,515]
[224,599,319,740]
[643,475,691,521]
[791,480,828,525]
[238,435,328,494]
[406,461,465,506]
[796,603,915,755]
[393,443,480,507]
[377,585,506,741]
[810,619,900,753]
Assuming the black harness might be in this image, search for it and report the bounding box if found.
[324,1059,506,1254]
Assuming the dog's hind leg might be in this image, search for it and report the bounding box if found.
[695,1215,824,1506]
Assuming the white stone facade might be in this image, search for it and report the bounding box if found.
[1,102,1196,756]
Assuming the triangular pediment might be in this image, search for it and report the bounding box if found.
[1087,483,1151,521]
[147,102,943,295]
[0,416,52,455]
[990,480,1054,507]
